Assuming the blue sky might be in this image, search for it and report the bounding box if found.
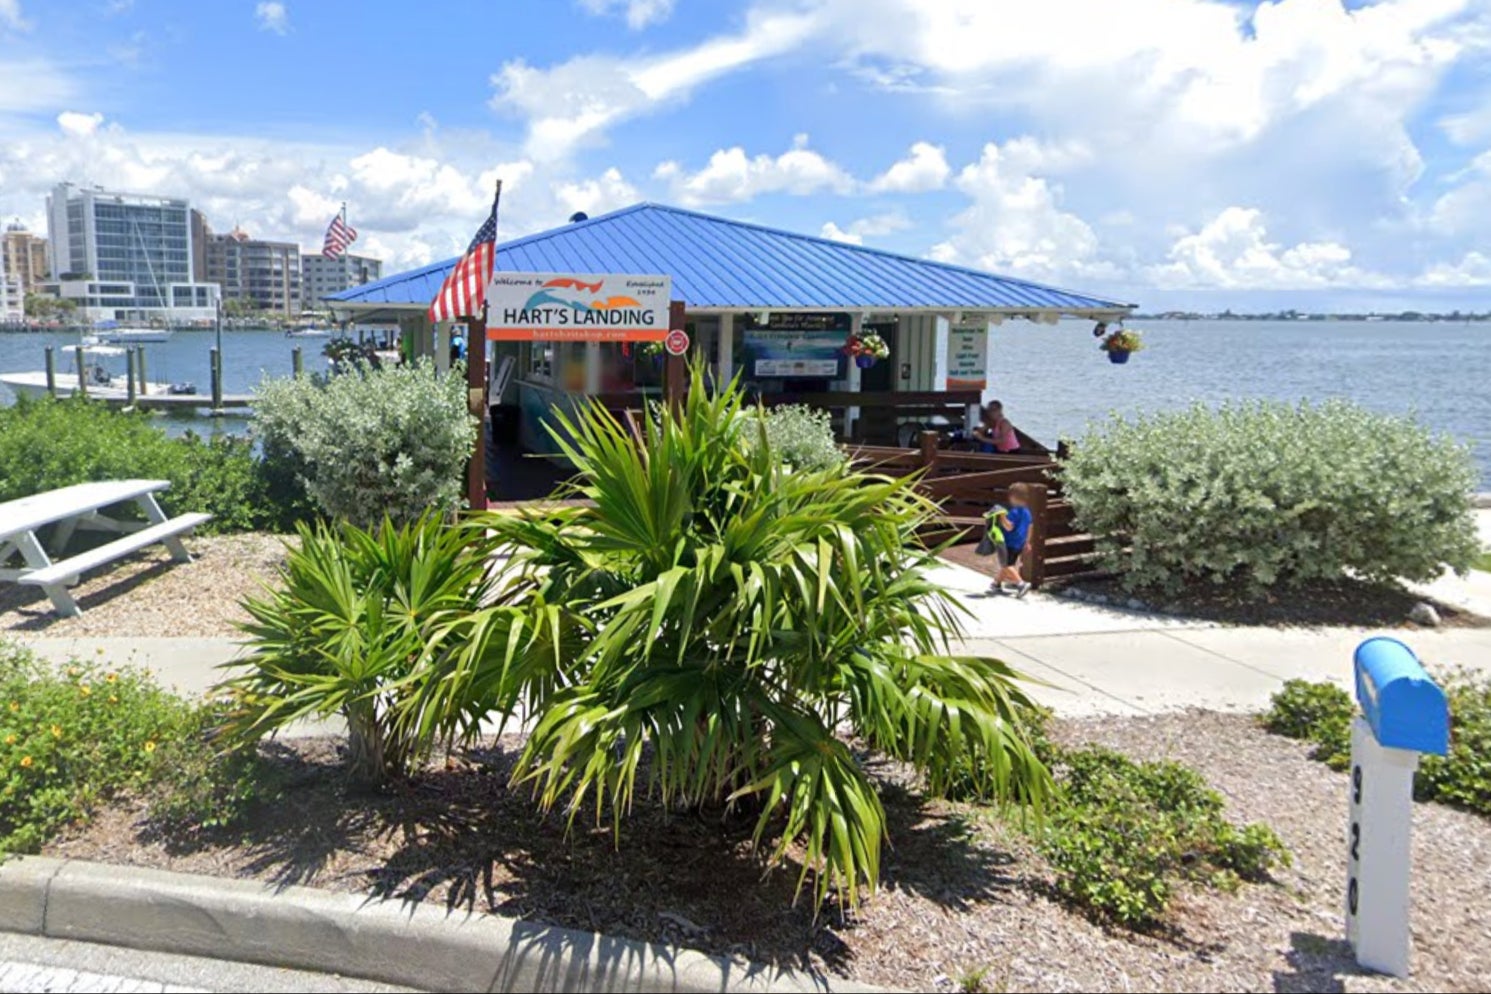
[2,0,1490,310]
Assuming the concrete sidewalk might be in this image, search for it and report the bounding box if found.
[10,556,1490,722]
[960,625,1491,717]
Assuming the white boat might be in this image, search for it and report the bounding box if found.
[286,311,333,338]
[0,343,194,401]
[94,326,173,344]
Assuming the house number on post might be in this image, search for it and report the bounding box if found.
[1346,637,1449,978]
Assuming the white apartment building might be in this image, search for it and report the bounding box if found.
[45,183,220,324]
[302,253,382,304]
[0,272,21,324]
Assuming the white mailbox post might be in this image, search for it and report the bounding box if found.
[1346,637,1449,978]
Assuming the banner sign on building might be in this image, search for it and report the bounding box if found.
[486,272,672,342]
[948,324,988,390]
[740,312,849,379]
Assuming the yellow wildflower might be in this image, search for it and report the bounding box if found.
[3,734,15,745]
[108,695,118,704]
[6,702,16,712]
[105,673,118,684]
[19,756,32,768]
[144,741,156,753]
[78,684,91,696]
[66,666,79,676]
[50,724,62,738]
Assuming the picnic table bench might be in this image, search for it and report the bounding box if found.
[0,480,210,617]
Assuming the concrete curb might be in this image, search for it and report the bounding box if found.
[0,856,876,993]
[1473,492,1491,510]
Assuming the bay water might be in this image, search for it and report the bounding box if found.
[1,319,1487,486]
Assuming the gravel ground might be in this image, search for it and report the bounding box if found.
[0,533,288,637]
[45,712,1491,993]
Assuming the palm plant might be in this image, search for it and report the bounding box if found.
[222,512,495,783]
[426,368,1050,908]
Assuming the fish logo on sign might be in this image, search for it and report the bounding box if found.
[522,277,641,316]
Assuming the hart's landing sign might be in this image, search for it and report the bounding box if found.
[486,272,672,342]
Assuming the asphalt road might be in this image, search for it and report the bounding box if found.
[0,933,421,993]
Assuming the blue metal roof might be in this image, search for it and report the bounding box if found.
[328,202,1134,315]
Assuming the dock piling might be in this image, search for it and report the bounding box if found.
[210,347,224,414]
[126,349,138,407]
[292,347,303,378]
[136,347,148,396]
[44,347,56,397]
[76,348,87,398]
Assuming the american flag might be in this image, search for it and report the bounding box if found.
[321,211,357,259]
[429,182,501,323]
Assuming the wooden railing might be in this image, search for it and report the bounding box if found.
[761,389,981,446]
[846,431,1103,588]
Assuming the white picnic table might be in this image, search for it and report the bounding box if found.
[0,480,211,617]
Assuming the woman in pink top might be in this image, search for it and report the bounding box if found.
[972,401,1021,454]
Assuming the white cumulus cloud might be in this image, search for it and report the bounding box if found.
[56,111,104,137]
[1147,207,1389,289]
[254,2,288,35]
[1418,251,1491,286]
[490,7,819,161]
[0,0,27,31]
[930,140,1109,281]
[579,0,675,30]
[869,142,950,193]
[819,211,910,245]
[654,134,854,206]
[553,167,639,218]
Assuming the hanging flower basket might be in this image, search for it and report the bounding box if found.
[1099,328,1144,364]
[844,330,890,369]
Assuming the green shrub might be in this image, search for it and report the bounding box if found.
[222,512,497,784]
[435,367,1051,909]
[0,641,263,852]
[759,404,845,472]
[1040,745,1288,926]
[0,396,279,533]
[253,360,476,527]
[1419,673,1491,813]
[1265,673,1491,815]
[1060,400,1480,597]
[1263,679,1354,768]
[144,701,280,833]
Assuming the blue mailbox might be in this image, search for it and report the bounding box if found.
[1353,637,1449,756]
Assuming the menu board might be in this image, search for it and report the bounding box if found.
[740,312,849,379]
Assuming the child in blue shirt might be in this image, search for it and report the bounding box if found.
[988,482,1032,597]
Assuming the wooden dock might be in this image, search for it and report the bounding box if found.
[123,392,254,413]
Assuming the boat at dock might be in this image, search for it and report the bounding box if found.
[94,326,173,344]
[286,310,333,338]
[0,343,195,402]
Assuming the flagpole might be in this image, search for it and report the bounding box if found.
[465,178,501,512]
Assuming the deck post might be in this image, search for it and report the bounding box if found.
[1027,482,1048,589]
[125,349,137,407]
[664,300,687,411]
[465,315,488,511]
[44,347,55,397]
[292,347,303,378]
[717,312,734,385]
[919,430,940,472]
[136,348,148,395]
[845,311,862,441]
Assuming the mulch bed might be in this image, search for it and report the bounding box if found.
[46,713,1491,992]
[940,541,1487,629]
[0,533,289,637]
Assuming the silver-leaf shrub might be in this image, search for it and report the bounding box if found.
[761,404,845,472]
[1060,400,1479,596]
[254,360,476,527]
